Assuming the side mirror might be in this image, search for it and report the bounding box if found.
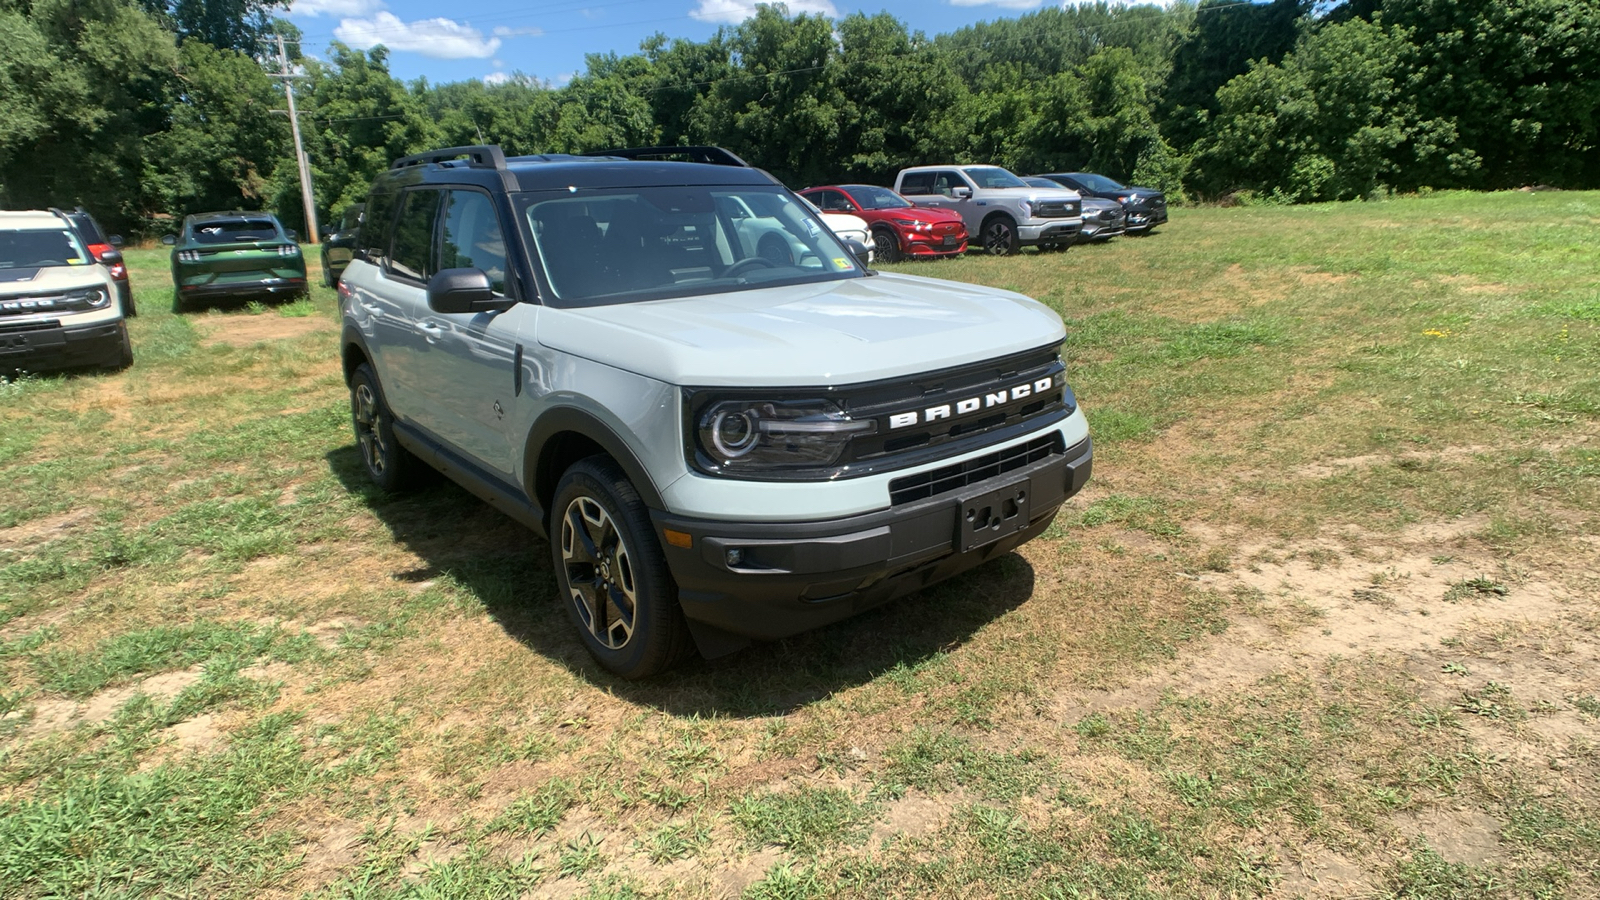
[320,230,332,243]
[286,228,298,242]
[842,238,873,269]
[108,235,124,248]
[952,186,972,200]
[99,249,123,265]
[161,234,177,246]
[427,268,513,314]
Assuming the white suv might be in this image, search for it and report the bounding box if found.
[894,165,1084,255]
[338,145,1093,677]
[0,210,132,373]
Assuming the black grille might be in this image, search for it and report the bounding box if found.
[889,434,1064,506]
[1034,201,1079,219]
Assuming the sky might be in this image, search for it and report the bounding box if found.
[282,0,1087,87]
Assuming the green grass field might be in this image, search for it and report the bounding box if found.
[2,191,1597,899]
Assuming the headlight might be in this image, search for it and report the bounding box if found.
[68,287,110,308]
[696,399,877,471]
[892,218,930,232]
[1018,201,1033,217]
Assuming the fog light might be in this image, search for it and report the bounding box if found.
[725,549,744,567]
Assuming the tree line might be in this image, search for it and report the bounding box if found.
[2,0,1595,236]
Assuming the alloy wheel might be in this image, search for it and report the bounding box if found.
[561,496,637,650]
[353,382,388,477]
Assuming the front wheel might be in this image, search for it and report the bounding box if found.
[981,217,1018,256]
[349,363,423,492]
[871,228,901,264]
[551,456,692,679]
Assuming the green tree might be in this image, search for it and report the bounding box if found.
[1160,0,1309,150]
[144,39,288,218]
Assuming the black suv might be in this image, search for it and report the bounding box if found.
[321,203,363,287]
[1031,172,1168,234]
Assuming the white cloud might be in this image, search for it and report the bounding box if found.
[483,71,512,85]
[689,0,838,25]
[335,12,501,59]
[948,0,1043,8]
[492,25,544,37]
[289,0,383,17]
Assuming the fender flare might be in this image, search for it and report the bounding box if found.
[525,406,666,512]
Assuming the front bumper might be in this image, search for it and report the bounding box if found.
[0,320,127,372]
[904,230,968,256]
[1126,206,1168,232]
[1018,220,1082,245]
[652,436,1091,642]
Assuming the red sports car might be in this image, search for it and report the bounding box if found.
[800,184,968,262]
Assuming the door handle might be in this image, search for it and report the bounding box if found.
[417,321,443,342]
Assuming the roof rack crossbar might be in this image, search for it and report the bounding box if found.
[392,145,508,172]
[583,146,751,168]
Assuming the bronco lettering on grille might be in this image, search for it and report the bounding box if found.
[888,375,1056,430]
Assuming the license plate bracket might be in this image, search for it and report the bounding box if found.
[956,478,1032,552]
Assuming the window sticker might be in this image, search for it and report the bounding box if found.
[832,257,851,270]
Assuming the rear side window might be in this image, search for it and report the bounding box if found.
[389,189,442,282]
[361,188,398,267]
[439,190,509,295]
[898,171,934,195]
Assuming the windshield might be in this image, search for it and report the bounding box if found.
[1073,173,1126,192]
[962,167,1028,189]
[843,185,912,210]
[190,219,280,244]
[0,229,90,269]
[518,186,861,309]
[1022,177,1060,189]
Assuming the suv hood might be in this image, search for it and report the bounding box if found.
[537,273,1065,387]
[0,263,110,294]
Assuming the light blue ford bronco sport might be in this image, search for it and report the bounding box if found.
[339,145,1093,678]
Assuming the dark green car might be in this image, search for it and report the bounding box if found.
[163,211,308,311]
[320,203,363,287]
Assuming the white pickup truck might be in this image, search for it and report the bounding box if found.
[894,165,1083,256]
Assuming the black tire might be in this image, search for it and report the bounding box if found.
[757,233,794,266]
[981,216,1018,256]
[871,227,901,264]
[551,456,692,679]
[349,363,423,492]
[120,285,137,318]
[106,323,133,371]
[170,286,185,314]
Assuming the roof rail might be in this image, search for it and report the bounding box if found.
[584,146,751,168]
[392,145,508,172]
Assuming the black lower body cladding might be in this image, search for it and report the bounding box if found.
[652,437,1091,647]
[0,320,128,372]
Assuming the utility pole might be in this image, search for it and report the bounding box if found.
[271,34,319,245]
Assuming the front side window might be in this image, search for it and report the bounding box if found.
[931,171,969,196]
[190,219,280,244]
[519,185,861,309]
[843,186,913,210]
[389,189,442,282]
[440,190,509,295]
[961,167,1028,189]
[0,229,89,269]
[811,190,852,212]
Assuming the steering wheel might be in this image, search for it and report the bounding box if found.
[724,256,777,278]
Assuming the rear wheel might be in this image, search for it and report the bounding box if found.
[871,227,901,264]
[551,456,691,679]
[349,363,423,492]
[981,216,1018,256]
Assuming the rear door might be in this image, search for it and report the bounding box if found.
[368,188,443,423]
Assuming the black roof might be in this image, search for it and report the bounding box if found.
[380,145,779,193]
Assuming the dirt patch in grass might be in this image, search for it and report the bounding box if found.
[1391,807,1508,865]
[0,508,92,551]
[197,313,336,347]
[12,664,204,736]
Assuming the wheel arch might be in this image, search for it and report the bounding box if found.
[525,408,666,525]
[341,326,373,385]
